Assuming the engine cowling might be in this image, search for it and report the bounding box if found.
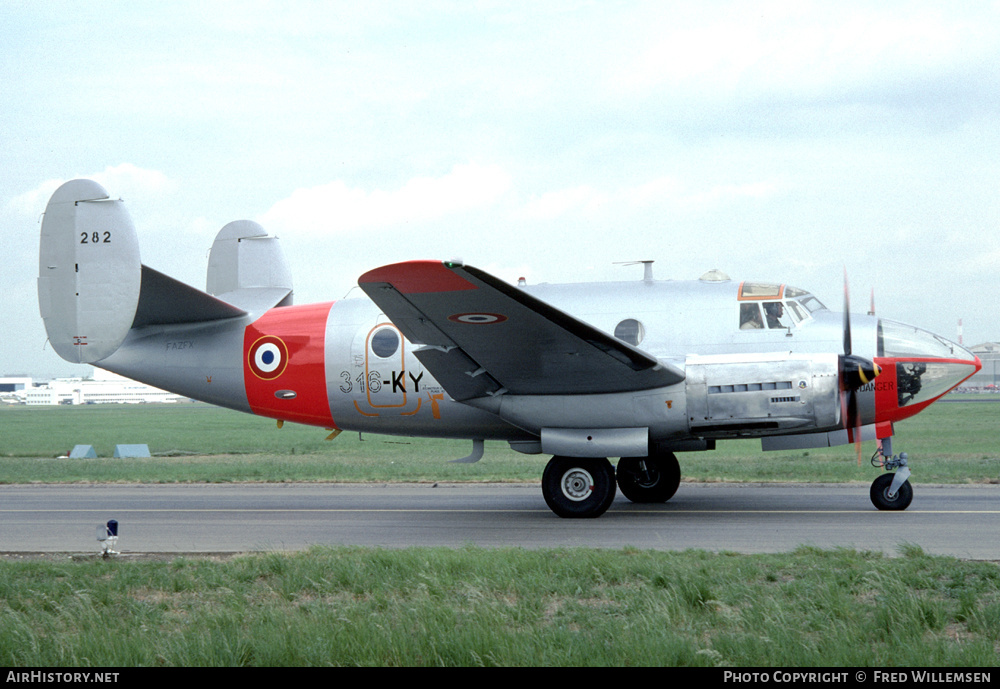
[684,352,842,438]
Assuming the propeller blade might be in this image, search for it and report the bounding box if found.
[839,269,882,467]
[837,367,863,467]
[851,389,862,467]
[843,268,852,357]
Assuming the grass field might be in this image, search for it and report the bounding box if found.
[1,399,998,667]
[1,545,999,667]
[1,398,998,484]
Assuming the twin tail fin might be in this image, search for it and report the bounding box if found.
[37,179,291,365]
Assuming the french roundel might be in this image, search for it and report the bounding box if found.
[447,312,508,325]
[248,335,289,380]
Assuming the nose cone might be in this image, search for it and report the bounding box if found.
[875,320,982,420]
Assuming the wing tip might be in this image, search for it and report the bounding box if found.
[359,260,478,295]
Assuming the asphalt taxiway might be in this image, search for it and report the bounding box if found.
[1,482,997,559]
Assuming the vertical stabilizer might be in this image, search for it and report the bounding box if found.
[37,180,142,363]
[207,220,292,302]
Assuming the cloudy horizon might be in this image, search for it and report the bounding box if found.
[3,1,998,378]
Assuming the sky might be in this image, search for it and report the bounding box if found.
[3,1,999,378]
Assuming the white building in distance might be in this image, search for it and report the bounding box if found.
[20,369,186,405]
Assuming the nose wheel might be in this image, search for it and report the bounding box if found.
[869,438,913,511]
[870,473,913,511]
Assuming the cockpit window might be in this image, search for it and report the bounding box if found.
[740,302,794,330]
[740,303,764,329]
[737,282,826,331]
[763,301,793,329]
[786,301,808,322]
[739,282,783,300]
[799,296,826,313]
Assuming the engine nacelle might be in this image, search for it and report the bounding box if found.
[684,352,841,438]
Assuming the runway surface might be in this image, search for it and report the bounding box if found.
[1,482,998,559]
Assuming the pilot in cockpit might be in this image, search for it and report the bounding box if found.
[740,303,763,329]
[764,302,785,328]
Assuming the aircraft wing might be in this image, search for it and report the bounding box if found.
[358,261,684,401]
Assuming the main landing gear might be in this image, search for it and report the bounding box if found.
[616,452,681,504]
[541,451,682,518]
[869,437,913,511]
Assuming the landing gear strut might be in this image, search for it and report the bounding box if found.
[869,437,913,511]
[616,452,681,503]
[541,456,616,518]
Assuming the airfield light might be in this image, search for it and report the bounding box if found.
[97,519,119,558]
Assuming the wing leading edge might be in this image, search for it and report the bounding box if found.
[358,261,684,401]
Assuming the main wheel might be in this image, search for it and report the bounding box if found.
[542,456,617,518]
[870,472,913,511]
[617,453,681,503]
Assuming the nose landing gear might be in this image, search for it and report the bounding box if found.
[870,437,913,511]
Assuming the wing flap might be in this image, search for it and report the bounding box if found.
[359,261,684,398]
[413,345,504,401]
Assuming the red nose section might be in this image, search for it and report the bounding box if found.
[873,355,982,426]
[243,302,337,428]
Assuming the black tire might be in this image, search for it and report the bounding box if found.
[870,472,913,511]
[542,456,617,518]
[617,453,681,503]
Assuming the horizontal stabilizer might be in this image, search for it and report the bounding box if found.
[131,265,247,328]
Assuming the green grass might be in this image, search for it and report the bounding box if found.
[1,545,997,667]
[1,399,998,484]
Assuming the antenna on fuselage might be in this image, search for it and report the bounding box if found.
[614,260,654,283]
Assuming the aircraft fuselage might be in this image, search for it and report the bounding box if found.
[98,276,979,455]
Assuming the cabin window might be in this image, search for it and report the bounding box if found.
[370,328,400,358]
[614,318,645,346]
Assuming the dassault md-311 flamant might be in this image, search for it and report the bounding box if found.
[37,179,982,517]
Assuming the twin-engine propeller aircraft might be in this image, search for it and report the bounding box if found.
[38,179,981,518]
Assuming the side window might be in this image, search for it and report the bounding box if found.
[614,318,645,346]
[787,301,808,323]
[740,304,763,330]
[370,327,400,358]
[762,301,793,329]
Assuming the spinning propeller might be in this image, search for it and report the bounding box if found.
[840,270,881,465]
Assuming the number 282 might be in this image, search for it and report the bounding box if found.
[80,232,111,244]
